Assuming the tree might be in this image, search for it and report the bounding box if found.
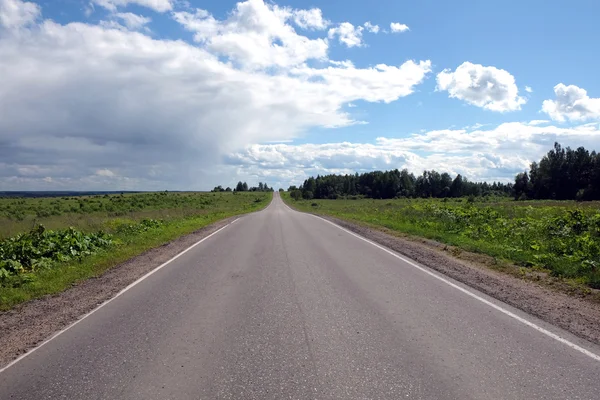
[513,172,529,200]
[440,173,452,197]
[242,182,249,192]
[236,181,244,192]
[450,174,464,198]
[302,177,316,199]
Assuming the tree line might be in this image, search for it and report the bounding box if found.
[289,170,512,200]
[212,182,274,193]
[288,142,599,201]
[514,142,600,200]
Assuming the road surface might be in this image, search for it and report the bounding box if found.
[1,193,599,399]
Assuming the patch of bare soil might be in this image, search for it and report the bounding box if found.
[0,217,236,367]
[323,216,600,346]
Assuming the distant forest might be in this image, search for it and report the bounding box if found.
[0,191,141,198]
[289,143,600,201]
[212,181,274,193]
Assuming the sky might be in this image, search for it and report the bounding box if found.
[1,0,600,190]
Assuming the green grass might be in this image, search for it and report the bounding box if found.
[0,192,271,309]
[282,193,600,289]
[0,191,267,238]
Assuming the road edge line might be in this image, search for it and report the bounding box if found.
[0,218,238,373]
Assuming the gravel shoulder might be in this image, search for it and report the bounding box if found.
[0,217,237,368]
[320,214,600,346]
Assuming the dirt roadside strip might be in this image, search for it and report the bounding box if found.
[318,214,600,347]
[0,217,237,368]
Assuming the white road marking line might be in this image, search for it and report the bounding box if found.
[283,199,600,362]
[0,219,238,374]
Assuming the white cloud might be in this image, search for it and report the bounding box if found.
[0,0,431,190]
[92,0,173,13]
[292,60,432,104]
[436,62,527,112]
[96,169,116,177]
[292,8,328,30]
[542,83,600,122]
[228,121,600,186]
[115,12,151,30]
[525,86,533,93]
[0,0,39,29]
[364,21,379,33]
[527,120,549,126]
[390,22,409,33]
[173,1,329,69]
[328,22,363,47]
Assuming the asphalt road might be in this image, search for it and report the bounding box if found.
[1,193,600,399]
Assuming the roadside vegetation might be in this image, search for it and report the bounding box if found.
[0,191,271,309]
[283,143,600,290]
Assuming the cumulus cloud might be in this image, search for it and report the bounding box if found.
[173,1,329,69]
[363,21,379,33]
[115,12,151,30]
[0,0,431,190]
[292,8,328,30]
[292,60,432,104]
[328,22,363,47]
[92,0,174,13]
[0,0,39,29]
[228,121,600,187]
[525,86,533,93]
[542,83,600,122]
[390,22,409,33]
[436,62,527,112]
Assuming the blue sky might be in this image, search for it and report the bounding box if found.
[1,0,600,190]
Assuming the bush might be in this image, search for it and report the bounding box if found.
[290,190,303,201]
[0,225,113,282]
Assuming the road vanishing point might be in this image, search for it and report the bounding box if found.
[1,193,599,399]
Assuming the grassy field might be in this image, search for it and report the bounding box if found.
[282,193,600,289]
[0,192,271,309]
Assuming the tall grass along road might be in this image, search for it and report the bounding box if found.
[1,193,599,399]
